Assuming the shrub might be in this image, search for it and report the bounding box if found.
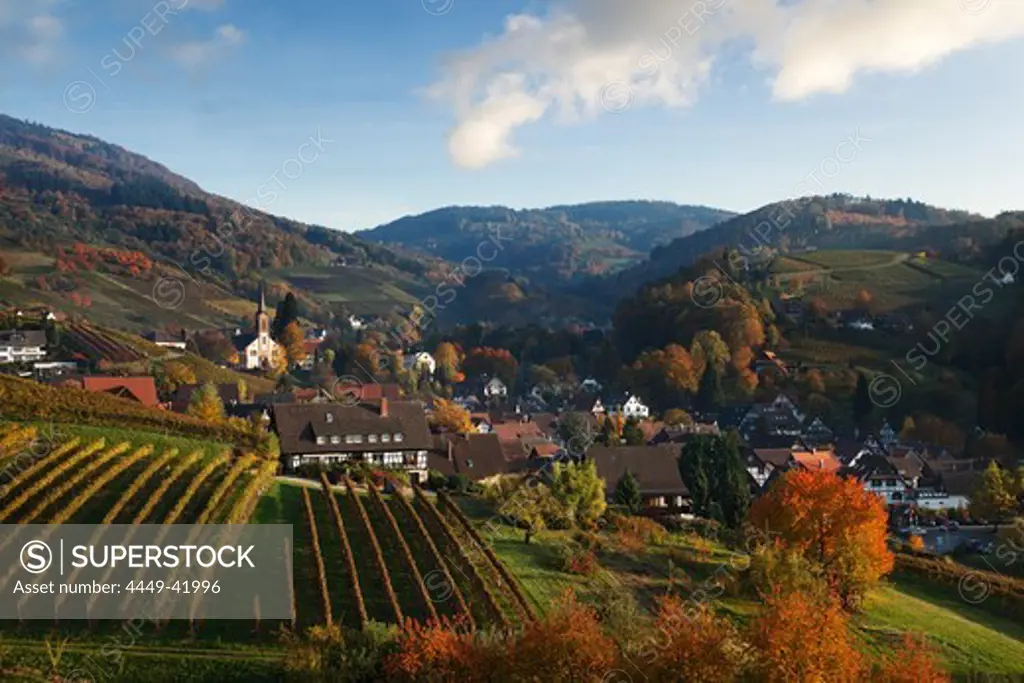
[557,545,600,576]
[640,597,743,683]
[448,473,471,493]
[427,469,448,491]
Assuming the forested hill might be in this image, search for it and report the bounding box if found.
[594,195,986,299]
[358,201,735,285]
[0,114,433,292]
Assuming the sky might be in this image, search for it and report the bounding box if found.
[1,0,1023,232]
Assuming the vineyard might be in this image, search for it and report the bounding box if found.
[63,322,149,363]
[254,476,535,631]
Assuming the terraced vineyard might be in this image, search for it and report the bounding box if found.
[0,422,529,639]
[254,477,533,631]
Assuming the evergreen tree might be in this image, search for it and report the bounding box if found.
[622,417,645,446]
[615,470,643,515]
[853,373,873,427]
[711,431,752,528]
[680,438,712,516]
[598,417,619,446]
[697,363,724,412]
[271,292,300,340]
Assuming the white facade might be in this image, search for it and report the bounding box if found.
[0,339,46,364]
[620,395,650,419]
[865,477,909,505]
[915,491,970,510]
[484,378,508,398]
[403,351,437,376]
[242,333,280,370]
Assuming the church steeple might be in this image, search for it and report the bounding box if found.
[256,282,270,336]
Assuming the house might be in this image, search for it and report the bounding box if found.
[348,315,366,331]
[142,330,187,350]
[403,351,437,377]
[484,377,508,399]
[801,417,835,447]
[82,376,161,408]
[579,378,603,393]
[606,394,650,419]
[427,433,530,483]
[588,444,689,514]
[738,394,804,439]
[846,453,912,506]
[0,329,47,364]
[650,422,721,445]
[231,286,282,371]
[32,360,80,380]
[272,399,433,480]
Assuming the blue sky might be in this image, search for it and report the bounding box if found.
[1,0,1023,231]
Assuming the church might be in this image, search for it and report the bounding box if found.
[232,285,282,370]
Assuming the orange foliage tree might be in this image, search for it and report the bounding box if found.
[430,398,473,434]
[749,469,894,609]
[873,634,950,683]
[640,596,742,682]
[750,589,864,683]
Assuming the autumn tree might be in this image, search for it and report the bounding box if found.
[663,408,693,427]
[854,288,874,313]
[430,398,473,434]
[631,344,699,408]
[691,329,731,377]
[749,469,893,609]
[508,593,617,681]
[641,597,742,683]
[158,361,196,395]
[749,590,865,682]
[463,347,518,385]
[874,634,951,683]
[549,460,606,528]
[615,470,643,514]
[434,341,462,386]
[280,321,307,368]
[971,460,1017,524]
[187,382,225,423]
[190,330,236,364]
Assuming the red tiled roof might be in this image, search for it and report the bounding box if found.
[490,420,544,443]
[791,449,842,473]
[82,376,160,407]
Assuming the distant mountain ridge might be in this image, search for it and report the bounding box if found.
[359,201,735,285]
[596,194,987,297]
[0,113,436,307]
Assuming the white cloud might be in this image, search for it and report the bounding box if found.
[169,23,245,70]
[431,0,1024,168]
[0,0,64,66]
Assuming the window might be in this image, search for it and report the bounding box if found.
[325,413,334,423]
[316,436,326,445]
[381,433,391,443]
[345,434,363,444]
[394,433,404,443]
[368,434,378,443]
[330,435,341,445]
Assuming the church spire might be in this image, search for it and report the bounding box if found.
[258,281,266,314]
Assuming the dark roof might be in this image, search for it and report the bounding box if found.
[232,332,258,351]
[0,329,47,347]
[530,412,559,437]
[82,376,159,407]
[272,400,432,456]
[750,448,794,468]
[355,383,403,401]
[443,433,513,480]
[938,470,980,497]
[143,330,185,343]
[587,445,688,497]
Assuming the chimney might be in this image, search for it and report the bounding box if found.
[380,398,389,417]
[818,458,824,470]
[447,438,454,462]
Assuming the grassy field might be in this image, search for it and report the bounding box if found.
[456,495,1024,677]
[268,265,424,315]
[770,249,990,314]
[0,248,252,332]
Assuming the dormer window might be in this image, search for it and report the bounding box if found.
[316,436,326,445]
[325,413,334,423]
[368,434,378,443]
[330,435,341,445]
[394,433,404,443]
[381,433,391,443]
